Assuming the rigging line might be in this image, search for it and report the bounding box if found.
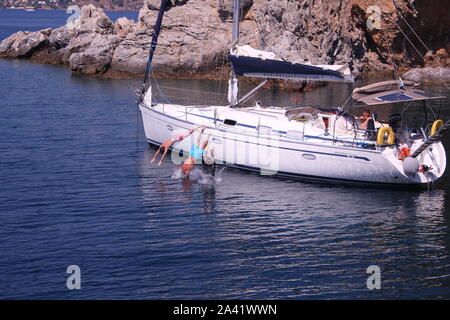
[391,47,399,78]
[437,99,442,119]
[387,46,399,80]
[136,102,139,152]
[426,101,437,120]
[341,93,353,112]
[212,7,226,106]
[392,2,450,92]
[154,83,170,104]
[393,4,431,53]
[216,54,227,105]
[153,93,220,105]
[394,21,426,60]
[154,85,228,96]
[153,91,214,103]
[150,66,172,104]
[194,106,217,125]
[212,57,218,105]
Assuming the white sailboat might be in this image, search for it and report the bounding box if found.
[138,0,447,186]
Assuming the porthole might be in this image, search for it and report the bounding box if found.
[302,154,316,160]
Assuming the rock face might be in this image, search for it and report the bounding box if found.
[114,17,135,36]
[0,0,449,82]
[254,0,368,71]
[403,67,450,84]
[0,29,51,58]
[69,33,122,74]
[127,0,235,78]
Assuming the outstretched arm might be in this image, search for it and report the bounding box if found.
[201,133,211,150]
[195,126,207,146]
[178,125,206,141]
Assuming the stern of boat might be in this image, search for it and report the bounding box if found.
[383,140,447,185]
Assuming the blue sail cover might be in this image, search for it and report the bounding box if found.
[229,55,353,82]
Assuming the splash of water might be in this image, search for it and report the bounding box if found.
[171,167,183,179]
[171,166,226,185]
[214,166,226,184]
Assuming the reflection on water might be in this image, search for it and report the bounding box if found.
[140,76,450,299]
[0,54,449,298]
[1,33,450,299]
[138,144,450,298]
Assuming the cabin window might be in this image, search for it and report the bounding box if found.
[223,119,237,126]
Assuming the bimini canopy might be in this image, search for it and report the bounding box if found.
[229,45,355,83]
[352,80,446,106]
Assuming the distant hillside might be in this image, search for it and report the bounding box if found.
[0,0,142,11]
[76,0,142,11]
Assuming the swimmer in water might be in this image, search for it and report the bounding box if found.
[151,126,203,165]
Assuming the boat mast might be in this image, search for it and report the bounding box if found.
[143,0,169,86]
[229,0,240,107]
[232,0,240,43]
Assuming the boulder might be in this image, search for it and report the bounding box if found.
[403,67,450,84]
[48,26,74,50]
[114,17,135,36]
[145,0,189,10]
[424,48,450,68]
[131,0,237,78]
[78,4,114,35]
[109,34,149,76]
[0,31,28,57]
[69,34,122,75]
[0,29,51,58]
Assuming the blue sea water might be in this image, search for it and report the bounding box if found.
[0,9,138,38]
[1,9,450,299]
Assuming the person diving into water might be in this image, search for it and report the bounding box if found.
[181,126,212,178]
[202,145,216,176]
[151,126,202,165]
[151,125,216,179]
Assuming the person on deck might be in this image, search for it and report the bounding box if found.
[151,126,202,166]
[181,127,212,177]
[357,109,373,129]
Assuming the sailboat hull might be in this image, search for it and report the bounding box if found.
[139,103,446,186]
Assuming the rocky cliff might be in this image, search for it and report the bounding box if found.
[0,0,449,83]
[0,0,143,11]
